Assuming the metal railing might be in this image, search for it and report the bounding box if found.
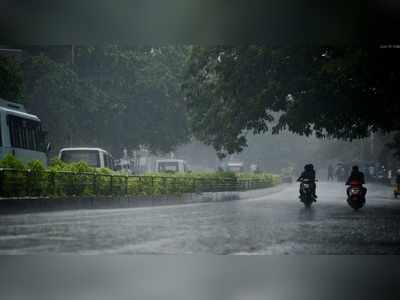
[0,168,277,198]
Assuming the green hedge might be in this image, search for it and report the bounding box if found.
[0,155,280,198]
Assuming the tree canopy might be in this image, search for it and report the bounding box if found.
[3,45,400,162]
[0,56,22,100]
[184,46,400,157]
[21,46,190,155]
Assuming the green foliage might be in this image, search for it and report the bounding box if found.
[0,154,25,170]
[21,46,191,155]
[184,46,400,157]
[26,160,46,196]
[5,46,400,164]
[48,158,67,169]
[0,157,279,198]
[0,56,23,100]
[22,54,108,154]
[27,160,46,172]
[0,155,26,197]
[237,172,281,188]
[0,157,47,197]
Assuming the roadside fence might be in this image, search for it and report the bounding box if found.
[0,168,279,198]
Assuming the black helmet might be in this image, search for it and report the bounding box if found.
[352,165,359,171]
[305,164,314,171]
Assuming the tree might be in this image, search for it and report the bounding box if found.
[184,46,400,157]
[21,46,191,156]
[0,56,23,100]
[22,54,108,153]
[75,45,191,154]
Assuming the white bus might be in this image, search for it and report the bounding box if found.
[0,98,48,165]
[59,147,115,170]
[155,159,189,173]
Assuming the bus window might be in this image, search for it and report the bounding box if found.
[7,115,43,151]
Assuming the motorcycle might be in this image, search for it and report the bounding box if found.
[346,181,365,210]
[299,179,317,208]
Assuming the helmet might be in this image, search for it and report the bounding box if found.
[305,164,314,171]
[352,165,359,171]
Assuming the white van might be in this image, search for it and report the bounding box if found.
[59,147,115,170]
[155,159,189,173]
[0,98,48,165]
[227,162,244,173]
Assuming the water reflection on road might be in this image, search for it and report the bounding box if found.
[0,182,400,254]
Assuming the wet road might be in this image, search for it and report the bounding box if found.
[1,182,400,254]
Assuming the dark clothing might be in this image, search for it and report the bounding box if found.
[297,170,316,182]
[346,170,367,198]
[346,170,365,185]
[298,170,317,197]
[396,175,400,184]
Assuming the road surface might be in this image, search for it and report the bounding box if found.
[1,182,400,254]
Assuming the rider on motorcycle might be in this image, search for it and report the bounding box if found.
[297,164,317,199]
[346,165,367,197]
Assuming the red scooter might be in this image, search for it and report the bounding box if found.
[346,181,365,210]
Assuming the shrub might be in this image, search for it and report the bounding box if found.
[26,160,46,196]
[0,154,25,170]
[0,156,280,197]
[0,155,26,197]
